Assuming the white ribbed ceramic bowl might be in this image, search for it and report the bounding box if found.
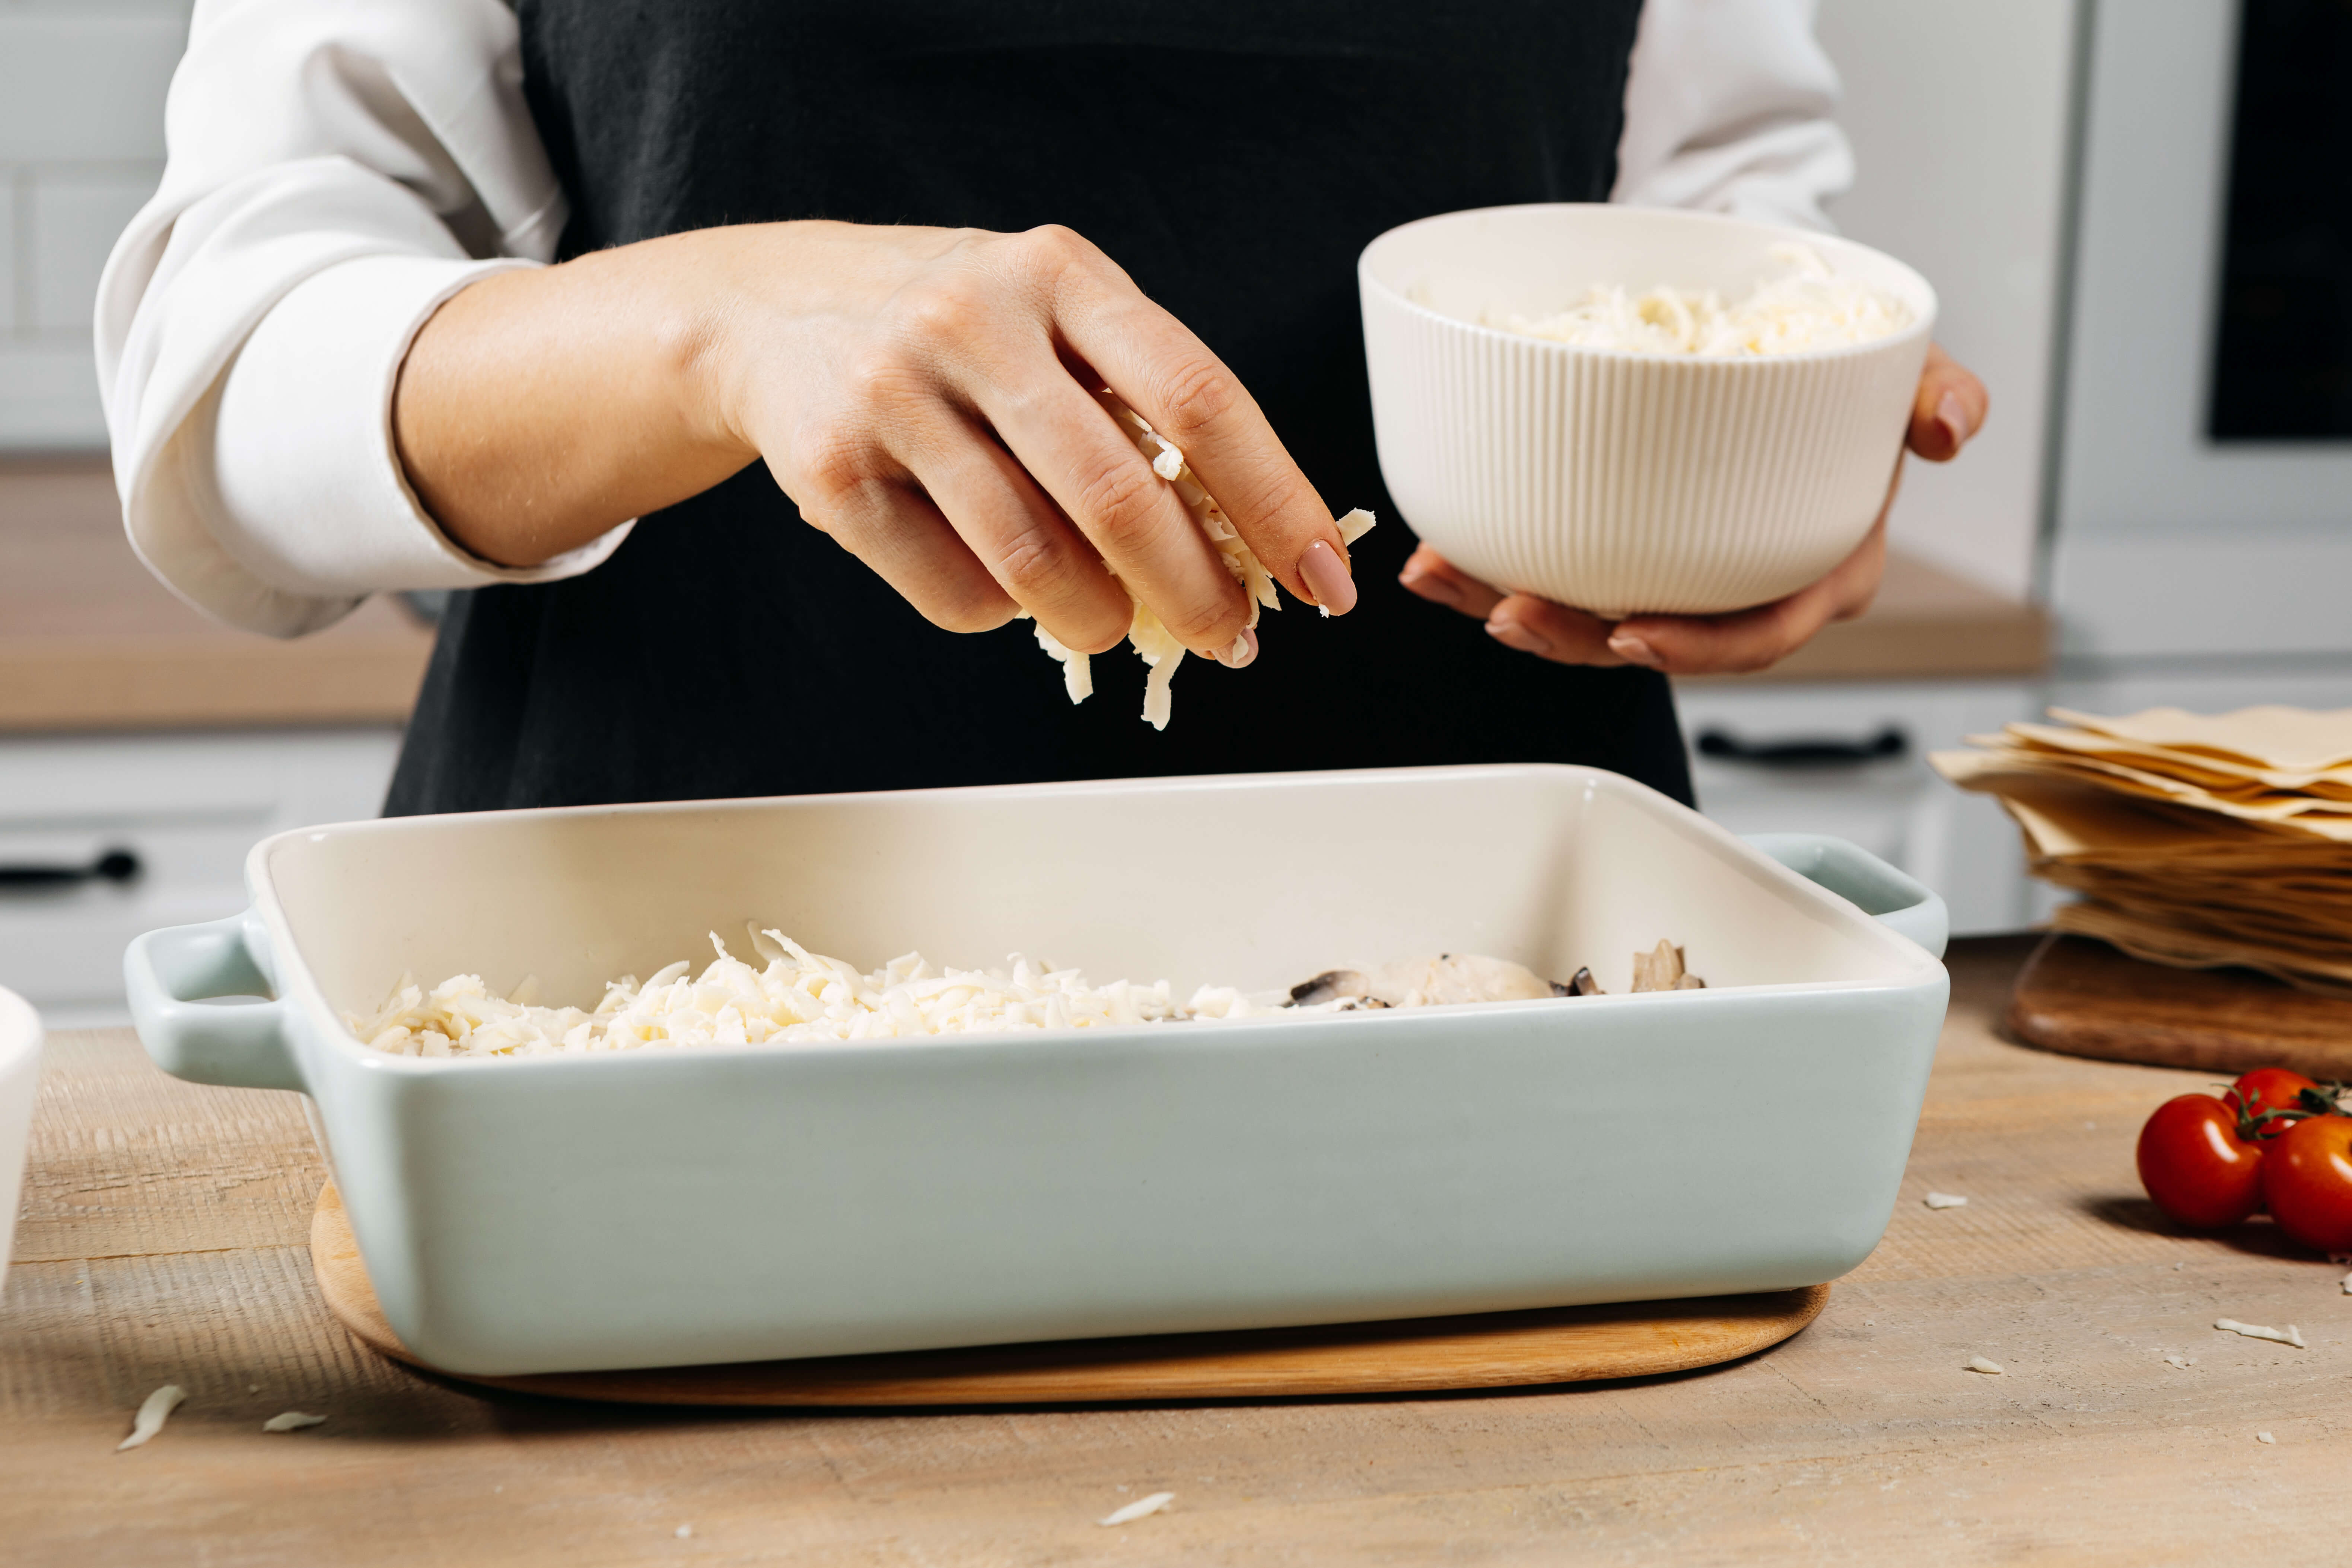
[0,986,40,1294]
[1360,204,1935,617]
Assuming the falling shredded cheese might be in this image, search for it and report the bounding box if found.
[2215,1318,2304,1348]
[1963,1356,2005,1376]
[261,1411,326,1432]
[1028,391,1375,729]
[1498,245,1911,357]
[1099,1492,1176,1526]
[1923,1192,1969,1210]
[116,1384,185,1451]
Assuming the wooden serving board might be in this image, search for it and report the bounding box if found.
[2008,933,2352,1080]
[309,1184,1827,1406]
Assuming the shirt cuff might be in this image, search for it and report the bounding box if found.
[190,252,633,619]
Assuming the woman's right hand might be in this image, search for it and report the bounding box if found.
[393,222,1360,666]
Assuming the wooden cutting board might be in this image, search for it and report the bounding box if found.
[309,1184,1827,1406]
[2007,933,2352,1079]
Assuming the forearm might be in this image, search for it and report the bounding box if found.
[392,228,763,567]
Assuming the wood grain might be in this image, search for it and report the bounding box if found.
[0,458,434,731]
[9,936,2352,1566]
[2008,932,2352,1078]
[1676,550,2050,685]
[309,1183,1827,1404]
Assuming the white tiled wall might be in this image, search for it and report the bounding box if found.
[0,0,191,450]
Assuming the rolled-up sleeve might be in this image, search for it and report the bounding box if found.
[1613,0,1855,233]
[95,0,630,639]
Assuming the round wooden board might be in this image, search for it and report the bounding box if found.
[309,1184,1828,1406]
[2007,934,2352,1080]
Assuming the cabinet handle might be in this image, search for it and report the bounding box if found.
[1695,726,1908,768]
[0,848,143,889]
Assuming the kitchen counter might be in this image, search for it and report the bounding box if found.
[1681,549,2050,685]
[2,458,2043,732]
[0,458,434,731]
[4,936,2341,1564]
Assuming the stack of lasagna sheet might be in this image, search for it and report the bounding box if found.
[1933,707,2352,996]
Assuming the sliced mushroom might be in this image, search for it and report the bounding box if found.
[1289,969,1371,1006]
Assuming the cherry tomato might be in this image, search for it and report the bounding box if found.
[2137,1094,2264,1228]
[2260,1114,2352,1253]
[2228,1068,2325,1140]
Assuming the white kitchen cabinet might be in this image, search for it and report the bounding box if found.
[0,728,401,1021]
[1673,678,2045,937]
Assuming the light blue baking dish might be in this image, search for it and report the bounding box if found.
[125,763,1948,1376]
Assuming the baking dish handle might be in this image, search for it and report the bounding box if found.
[1741,834,1949,959]
[124,911,305,1093]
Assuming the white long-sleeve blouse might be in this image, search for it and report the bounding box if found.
[97,0,1855,637]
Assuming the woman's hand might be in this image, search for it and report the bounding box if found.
[1398,342,1988,675]
[393,222,1359,667]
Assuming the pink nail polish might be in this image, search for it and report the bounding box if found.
[1215,627,1259,669]
[1298,540,1358,616]
[1486,619,1553,659]
[1608,633,1662,668]
[1935,390,1968,453]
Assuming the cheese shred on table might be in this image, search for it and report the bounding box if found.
[1027,390,1375,730]
[115,1385,185,1452]
[1498,245,1910,357]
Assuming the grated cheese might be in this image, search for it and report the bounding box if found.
[116,1384,185,1451]
[1028,391,1375,729]
[262,1411,327,1433]
[353,931,1315,1059]
[349,935,1604,1060]
[1099,1492,1176,1526]
[1923,1192,1968,1210]
[2215,1318,2304,1348]
[1963,1356,2005,1376]
[2257,1431,2276,1444]
[1497,245,1910,357]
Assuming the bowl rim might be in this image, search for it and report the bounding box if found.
[0,985,40,1072]
[1358,201,1939,368]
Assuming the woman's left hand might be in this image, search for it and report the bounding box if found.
[1398,342,1989,676]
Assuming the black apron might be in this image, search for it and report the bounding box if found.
[385,0,1690,815]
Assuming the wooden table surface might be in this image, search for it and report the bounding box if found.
[7,936,2345,1565]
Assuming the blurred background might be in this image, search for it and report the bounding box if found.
[1,0,2347,1020]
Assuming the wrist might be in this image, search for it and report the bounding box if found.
[642,227,766,468]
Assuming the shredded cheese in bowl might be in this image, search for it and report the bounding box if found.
[1028,391,1375,730]
[1496,244,1910,357]
[350,931,1301,1059]
[348,936,1704,1060]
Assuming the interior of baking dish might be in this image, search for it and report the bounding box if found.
[260,764,1926,1033]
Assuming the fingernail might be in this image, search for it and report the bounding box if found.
[1486,618,1553,659]
[1400,566,1462,609]
[1298,540,1358,616]
[1607,633,1662,668]
[1214,626,1259,669]
[1936,390,1968,454]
